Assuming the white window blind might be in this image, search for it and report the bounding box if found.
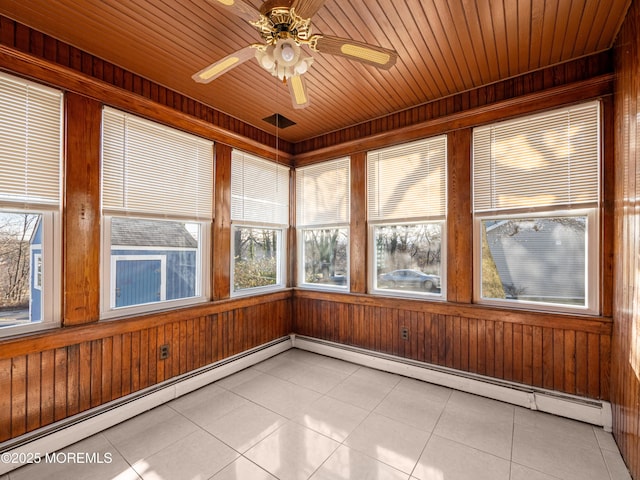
[368,136,447,221]
[296,158,350,227]
[102,107,213,220]
[0,72,62,206]
[231,150,290,225]
[473,101,600,213]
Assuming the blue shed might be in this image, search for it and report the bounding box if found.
[110,219,198,308]
[29,217,43,323]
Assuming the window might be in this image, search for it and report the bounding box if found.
[472,101,600,313]
[101,107,213,317]
[231,150,289,294]
[368,136,447,297]
[296,158,350,289]
[0,72,62,336]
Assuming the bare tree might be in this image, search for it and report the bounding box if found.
[0,213,37,308]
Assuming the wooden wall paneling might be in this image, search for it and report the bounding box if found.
[131,330,141,393]
[467,316,478,374]
[599,333,610,400]
[89,340,101,408]
[53,347,66,422]
[214,143,232,300]
[111,335,122,400]
[63,93,102,325]
[26,352,41,433]
[446,129,473,303]
[178,320,187,375]
[542,327,554,390]
[519,324,531,385]
[563,330,576,394]
[78,341,91,413]
[170,321,180,378]
[600,94,615,318]
[100,337,113,404]
[574,331,588,396]
[139,329,149,391]
[532,326,543,388]
[293,292,611,400]
[350,152,367,294]
[590,331,603,402]
[66,344,79,417]
[0,359,12,441]
[155,324,165,384]
[511,323,522,383]
[0,297,292,442]
[217,312,226,360]
[121,332,132,397]
[39,350,54,427]
[502,321,513,382]
[489,319,498,377]
[494,319,505,379]
[10,356,26,438]
[553,329,564,392]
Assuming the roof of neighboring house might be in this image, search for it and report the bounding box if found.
[112,218,198,248]
[486,218,585,299]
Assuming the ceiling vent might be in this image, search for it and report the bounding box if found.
[263,113,296,129]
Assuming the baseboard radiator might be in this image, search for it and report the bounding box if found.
[0,333,612,474]
[0,336,292,475]
[292,334,612,431]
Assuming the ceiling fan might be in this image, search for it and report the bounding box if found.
[192,0,398,109]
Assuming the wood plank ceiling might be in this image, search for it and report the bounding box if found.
[0,0,631,143]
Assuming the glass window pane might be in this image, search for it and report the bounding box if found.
[301,228,348,286]
[481,217,586,307]
[110,218,200,308]
[0,212,42,326]
[233,227,281,291]
[374,224,442,294]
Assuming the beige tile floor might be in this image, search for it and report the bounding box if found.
[5,349,632,480]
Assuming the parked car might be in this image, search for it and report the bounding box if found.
[378,269,440,292]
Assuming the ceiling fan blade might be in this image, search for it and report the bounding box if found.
[311,35,398,69]
[192,46,257,83]
[206,0,260,23]
[288,74,310,109]
[291,0,326,19]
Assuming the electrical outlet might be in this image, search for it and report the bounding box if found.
[400,327,409,340]
[159,344,170,360]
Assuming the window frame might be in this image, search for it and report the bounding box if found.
[230,150,290,297]
[0,72,63,337]
[297,225,350,291]
[473,208,599,314]
[100,107,213,318]
[366,135,447,299]
[0,208,61,336]
[471,101,601,314]
[230,223,287,297]
[296,157,351,291]
[101,216,210,319]
[369,220,446,299]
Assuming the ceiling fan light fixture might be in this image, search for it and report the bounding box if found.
[340,44,391,65]
[281,43,296,62]
[294,59,309,75]
[196,0,398,109]
[274,38,301,66]
[256,46,276,69]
